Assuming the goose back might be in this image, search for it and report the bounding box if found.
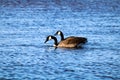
[57,36,87,48]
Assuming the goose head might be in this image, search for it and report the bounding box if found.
[44,35,58,47]
[44,35,52,43]
[55,30,64,40]
[55,30,62,35]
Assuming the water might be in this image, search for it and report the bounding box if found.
[0,0,120,80]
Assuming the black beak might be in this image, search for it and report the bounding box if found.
[54,32,58,35]
[44,39,48,43]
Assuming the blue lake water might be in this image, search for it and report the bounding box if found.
[0,0,120,80]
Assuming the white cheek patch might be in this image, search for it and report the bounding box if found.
[58,32,61,35]
[48,36,52,40]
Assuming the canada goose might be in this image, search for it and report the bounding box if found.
[44,35,87,48]
[54,30,87,44]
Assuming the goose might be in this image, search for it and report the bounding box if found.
[44,34,87,48]
[54,30,87,45]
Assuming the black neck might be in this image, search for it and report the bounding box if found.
[60,32,64,40]
[52,36,58,46]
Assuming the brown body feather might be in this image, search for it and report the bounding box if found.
[57,36,87,48]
